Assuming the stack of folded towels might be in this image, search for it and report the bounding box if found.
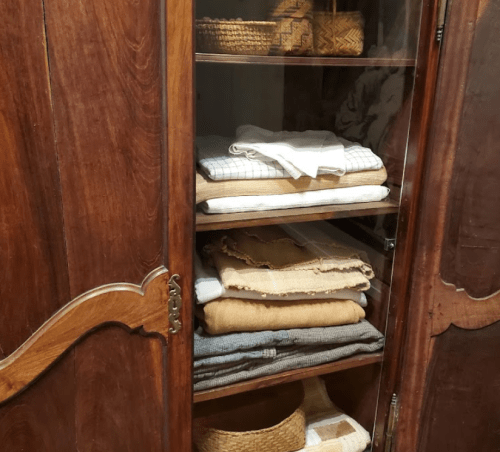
[194,221,385,391]
[196,124,390,214]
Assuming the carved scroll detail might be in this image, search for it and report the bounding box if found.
[0,267,170,404]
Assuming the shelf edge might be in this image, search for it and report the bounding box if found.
[193,352,384,403]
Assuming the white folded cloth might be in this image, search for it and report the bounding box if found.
[229,125,346,179]
[199,185,390,214]
[194,253,368,307]
[299,377,371,451]
[197,135,383,181]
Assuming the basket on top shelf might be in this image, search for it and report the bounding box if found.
[269,0,314,56]
[195,0,363,57]
[312,0,364,56]
[195,18,277,56]
[195,0,314,56]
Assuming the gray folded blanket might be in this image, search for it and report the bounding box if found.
[194,320,384,391]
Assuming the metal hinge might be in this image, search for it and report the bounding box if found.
[384,238,396,251]
[168,274,182,334]
[385,394,400,452]
[436,0,449,42]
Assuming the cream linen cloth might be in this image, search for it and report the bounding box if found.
[195,167,387,203]
[298,377,371,452]
[198,298,365,335]
[229,125,346,179]
[200,185,390,214]
[194,254,368,306]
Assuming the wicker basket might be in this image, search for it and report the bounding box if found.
[193,383,306,452]
[269,0,314,56]
[196,18,277,56]
[312,0,364,56]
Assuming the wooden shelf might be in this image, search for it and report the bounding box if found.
[194,352,384,403]
[196,199,399,231]
[196,53,416,67]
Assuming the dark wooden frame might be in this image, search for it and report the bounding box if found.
[371,0,444,450]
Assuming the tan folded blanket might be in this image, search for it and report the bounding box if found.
[199,298,365,334]
[196,167,388,203]
[212,252,372,296]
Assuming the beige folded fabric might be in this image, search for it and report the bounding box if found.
[199,298,365,334]
[196,167,388,203]
[211,253,372,296]
[205,224,373,273]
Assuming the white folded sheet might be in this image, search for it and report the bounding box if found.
[229,125,346,179]
[194,254,368,307]
[199,185,390,214]
[197,135,383,180]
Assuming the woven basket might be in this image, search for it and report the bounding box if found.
[196,18,277,56]
[312,0,364,56]
[193,383,306,452]
[269,0,314,55]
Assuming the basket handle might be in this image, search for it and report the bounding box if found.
[333,0,336,16]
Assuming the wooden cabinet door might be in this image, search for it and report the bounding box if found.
[394,0,500,450]
[0,0,194,450]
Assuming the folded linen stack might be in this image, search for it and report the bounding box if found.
[194,221,385,391]
[196,125,390,214]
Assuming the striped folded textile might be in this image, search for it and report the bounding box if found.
[193,321,385,391]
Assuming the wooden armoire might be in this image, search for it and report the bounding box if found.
[1,0,499,450]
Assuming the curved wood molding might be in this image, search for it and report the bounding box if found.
[432,277,500,335]
[0,267,169,404]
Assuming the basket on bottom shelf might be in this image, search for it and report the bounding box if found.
[193,382,306,452]
[193,378,372,452]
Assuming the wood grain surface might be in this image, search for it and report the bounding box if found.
[395,1,500,451]
[417,323,500,452]
[42,0,167,450]
[165,0,195,449]
[0,0,70,358]
[0,356,76,452]
[0,268,169,404]
[440,0,500,300]
[0,0,77,449]
[197,200,399,231]
[195,53,416,67]
[75,328,165,452]
[370,0,444,450]
[44,0,163,293]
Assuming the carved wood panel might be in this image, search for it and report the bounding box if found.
[41,0,167,449]
[0,357,76,452]
[396,1,500,451]
[0,0,70,358]
[440,0,500,300]
[417,323,500,452]
[0,268,169,403]
[0,0,76,448]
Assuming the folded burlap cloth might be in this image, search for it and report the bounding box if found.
[204,222,374,295]
[198,298,365,334]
